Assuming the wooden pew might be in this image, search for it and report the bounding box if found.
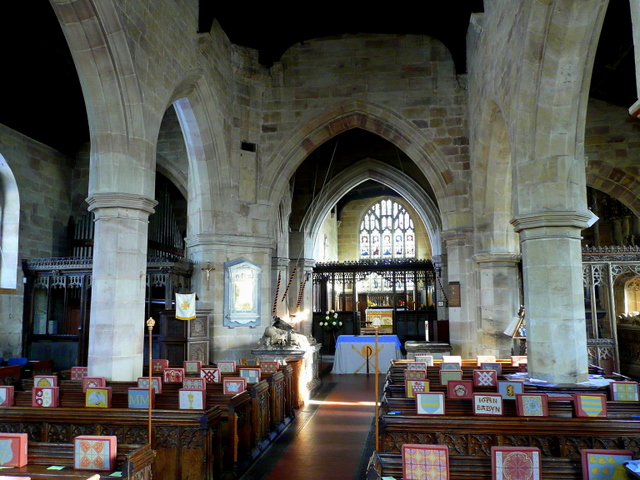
[366,451,582,479]
[18,378,257,478]
[379,412,640,458]
[382,394,640,419]
[0,403,222,480]
[135,380,259,472]
[2,442,154,479]
[377,360,639,478]
[15,364,296,479]
[29,359,54,376]
[0,364,21,386]
[386,360,521,391]
[282,364,296,419]
[264,371,287,434]
[248,378,271,451]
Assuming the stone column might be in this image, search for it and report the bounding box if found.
[87,193,157,381]
[441,229,477,358]
[473,253,522,358]
[511,212,591,384]
[185,233,274,361]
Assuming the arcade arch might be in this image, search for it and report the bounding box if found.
[0,155,20,290]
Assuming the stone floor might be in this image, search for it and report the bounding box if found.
[239,359,381,480]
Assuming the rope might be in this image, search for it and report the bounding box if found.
[436,274,448,305]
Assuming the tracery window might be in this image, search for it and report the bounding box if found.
[359,198,415,260]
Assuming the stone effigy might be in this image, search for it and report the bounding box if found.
[253,317,321,405]
[256,317,313,351]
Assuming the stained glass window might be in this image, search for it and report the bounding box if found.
[360,199,415,260]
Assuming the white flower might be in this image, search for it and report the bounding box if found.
[333,312,338,318]
[332,321,336,326]
[339,321,343,326]
[326,311,330,315]
[319,321,324,326]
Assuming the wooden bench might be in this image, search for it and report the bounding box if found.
[14,363,297,479]
[0,403,222,480]
[18,377,262,478]
[0,442,154,479]
[379,409,640,458]
[380,370,640,458]
[382,394,640,419]
[376,361,639,477]
[366,451,582,479]
[0,365,21,386]
[264,370,288,433]
[386,361,520,388]
[29,359,54,377]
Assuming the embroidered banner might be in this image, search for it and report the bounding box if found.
[175,292,196,320]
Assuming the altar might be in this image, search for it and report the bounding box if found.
[332,334,403,374]
[363,308,394,334]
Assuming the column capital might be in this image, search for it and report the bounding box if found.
[291,258,316,270]
[441,228,473,246]
[86,192,157,215]
[272,257,291,269]
[304,258,316,269]
[184,233,275,251]
[473,252,522,266]
[431,254,446,265]
[510,211,592,233]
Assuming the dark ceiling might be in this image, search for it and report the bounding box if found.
[207,3,484,72]
[0,1,635,166]
[288,129,432,228]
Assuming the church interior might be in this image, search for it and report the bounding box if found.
[2,0,640,479]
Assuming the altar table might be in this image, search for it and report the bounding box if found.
[332,335,402,374]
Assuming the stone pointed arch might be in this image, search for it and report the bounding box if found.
[586,167,640,218]
[297,159,442,259]
[170,70,229,235]
[0,155,20,289]
[51,0,153,196]
[513,0,608,214]
[263,100,452,207]
[473,99,518,254]
[631,0,640,112]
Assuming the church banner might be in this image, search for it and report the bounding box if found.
[175,293,196,320]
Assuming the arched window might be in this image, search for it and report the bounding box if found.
[359,198,415,260]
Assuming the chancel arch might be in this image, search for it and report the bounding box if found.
[264,100,452,213]
[296,158,442,262]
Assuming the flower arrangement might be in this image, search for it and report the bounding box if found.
[318,310,343,332]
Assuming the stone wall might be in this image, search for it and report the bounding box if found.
[586,98,640,215]
[258,33,469,231]
[0,124,73,358]
[314,210,338,262]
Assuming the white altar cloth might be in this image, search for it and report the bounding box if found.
[332,335,402,374]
